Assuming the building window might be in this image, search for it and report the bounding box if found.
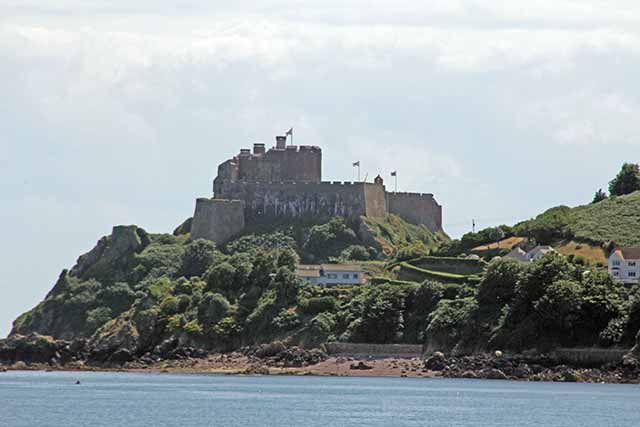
[353,274,359,279]
[629,272,637,278]
[343,273,350,279]
[613,271,619,277]
[629,261,637,267]
[612,260,621,266]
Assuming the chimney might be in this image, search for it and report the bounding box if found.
[239,148,251,157]
[253,143,266,155]
[275,135,286,149]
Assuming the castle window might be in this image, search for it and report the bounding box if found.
[353,274,359,279]
[612,260,621,266]
[629,272,637,278]
[613,271,619,277]
[343,274,350,279]
[629,261,637,267]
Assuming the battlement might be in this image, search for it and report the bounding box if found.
[389,192,435,198]
[194,135,443,243]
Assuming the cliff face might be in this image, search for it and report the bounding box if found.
[11,226,149,340]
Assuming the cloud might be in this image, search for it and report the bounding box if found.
[3,1,640,337]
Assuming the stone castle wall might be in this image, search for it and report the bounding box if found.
[190,199,245,243]
[387,192,442,233]
[238,145,321,184]
[217,181,386,223]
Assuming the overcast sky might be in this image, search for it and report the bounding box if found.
[2,1,640,337]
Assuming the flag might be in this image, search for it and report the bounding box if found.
[353,161,360,167]
[285,128,293,136]
[391,171,397,176]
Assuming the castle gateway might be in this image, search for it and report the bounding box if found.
[190,135,443,243]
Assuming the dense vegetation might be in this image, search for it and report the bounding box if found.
[10,171,640,357]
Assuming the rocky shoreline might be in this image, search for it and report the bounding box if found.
[1,334,639,383]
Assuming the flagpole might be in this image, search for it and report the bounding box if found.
[358,164,361,182]
[395,174,398,193]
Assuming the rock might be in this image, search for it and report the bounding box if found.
[559,369,583,383]
[350,361,373,370]
[0,334,71,364]
[622,355,637,368]
[70,225,149,278]
[461,370,478,379]
[110,349,134,363]
[512,365,532,379]
[483,368,508,380]
[13,361,27,370]
[424,353,448,371]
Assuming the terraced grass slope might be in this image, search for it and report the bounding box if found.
[391,256,486,284]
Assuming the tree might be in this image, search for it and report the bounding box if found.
[477,258,525,307]
[609,163,640,196]
[197,292,230,326]
[592,189,607,204]
[181,239,217,278]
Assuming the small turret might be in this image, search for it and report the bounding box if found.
[275,135,286,149]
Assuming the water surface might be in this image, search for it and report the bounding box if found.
[1,371,638,426]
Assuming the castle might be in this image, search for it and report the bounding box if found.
[190,135,443,243]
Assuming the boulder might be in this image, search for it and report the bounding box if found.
[0,334,71,364]
[483,368,508,380]
[70,225,149,278]
[350,361,373,370]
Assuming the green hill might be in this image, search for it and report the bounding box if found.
[514,191,640,246]
[5,192,640,368]
[8,215,448,358]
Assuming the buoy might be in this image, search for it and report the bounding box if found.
[75,380,81,385]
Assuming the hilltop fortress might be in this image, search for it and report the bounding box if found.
[190,135,443,243]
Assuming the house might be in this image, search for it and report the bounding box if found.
[608,247,640,284]
[525,245,555,262]
[296,264,365,286]
[504,245,556,263]
[505,247,528,262]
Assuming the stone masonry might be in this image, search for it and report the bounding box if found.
[191,135,443,243]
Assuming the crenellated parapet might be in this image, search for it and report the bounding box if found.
[386,192,442,232]
[192,135,444,243]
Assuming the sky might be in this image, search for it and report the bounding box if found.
[2,1,640,337]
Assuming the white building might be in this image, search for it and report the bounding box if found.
[608,247,640,284]
[296,264,365,286]
[525,245,555,262]
[505,245,555,263]
[505,247,528,262]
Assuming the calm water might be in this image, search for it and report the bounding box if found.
[1,371,638,427]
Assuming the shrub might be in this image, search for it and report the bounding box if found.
[182,239,216,278]
[85,307,113,334]
[184,320,203,335]
[197,292,231,326]
[477,258,525,307]
[272,308,302,330]
[159,296,180,316]
[167,314,186,331]
[300,296,339,315]
[340,245,370,261]
[425,297,478,349]
[206,262,237,292]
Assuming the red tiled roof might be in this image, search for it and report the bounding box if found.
[617,247,640,260]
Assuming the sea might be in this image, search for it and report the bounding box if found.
[0,371,638,426]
